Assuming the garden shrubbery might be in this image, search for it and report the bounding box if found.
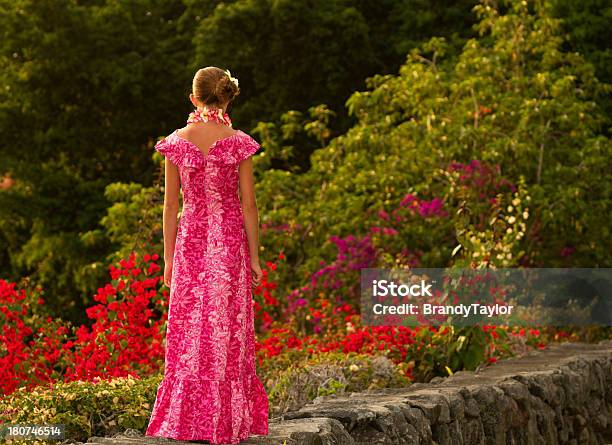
[263,352,411,416]
[0,350,407,442]
[0,233,606,441]
[0,373,160,443]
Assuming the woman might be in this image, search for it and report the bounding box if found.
[145,66,269,444]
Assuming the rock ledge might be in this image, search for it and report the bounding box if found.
[74,340,612,444]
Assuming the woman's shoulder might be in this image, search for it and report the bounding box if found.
[213,127,259,149]
[226,127,252,139]
[213,128,261,164]
[156,129,180,145]
[153,129,204,168]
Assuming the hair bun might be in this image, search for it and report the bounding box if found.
[215,75,240,104]
[192,66,241,107]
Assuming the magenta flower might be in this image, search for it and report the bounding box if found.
[400,193,417,207]
[382,227,399,236]
[417,198,447,217]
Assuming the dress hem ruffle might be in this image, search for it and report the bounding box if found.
[145,371,269,444]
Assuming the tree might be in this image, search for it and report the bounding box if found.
[253,0,610,287]
[0,0,480,321]
[548,0,612,132]
[0,0,191,321]
[191,0,479,134]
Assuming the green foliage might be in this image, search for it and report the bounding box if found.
[547,0,612,130]
[353,0,479,61]
[1,0,610,326]
[262,351,410,415]
[0,0,481,321]
[255,0,611,292]
[192,0,376,131]
[251,104,336,172]
[98,181,164,265]
[0,352,410,440]
[191,0,479,132]
[0,0,191,320]
[407,325,513,382]
[0,374,161,442]
[453,178,532,267]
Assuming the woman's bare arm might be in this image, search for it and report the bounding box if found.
[238,157,262,286]
[162,158,181,287]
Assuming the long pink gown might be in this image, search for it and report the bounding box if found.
[145,128,269,444]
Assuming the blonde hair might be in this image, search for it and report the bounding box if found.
[192,66,240,107]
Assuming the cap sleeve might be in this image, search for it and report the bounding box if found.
[234,133,261,163]
[154,131,205,169]
[154,135,182,166]
[210,131,261,165]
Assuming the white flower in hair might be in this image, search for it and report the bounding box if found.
[224,69,239,88]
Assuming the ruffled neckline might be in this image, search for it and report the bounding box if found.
[170,129,246,158]
[154,128,259,167]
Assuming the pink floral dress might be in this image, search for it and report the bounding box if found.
[145,129,269,444]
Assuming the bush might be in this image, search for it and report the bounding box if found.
[263,351,410,416]
[0,252,167,398]
[0,374,161,443]
[0,352,410,442]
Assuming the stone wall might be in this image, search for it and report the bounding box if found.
[82,340,612,445]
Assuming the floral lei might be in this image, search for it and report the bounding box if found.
[187,105,233,127]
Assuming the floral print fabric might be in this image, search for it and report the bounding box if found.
[145,129,268,444]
